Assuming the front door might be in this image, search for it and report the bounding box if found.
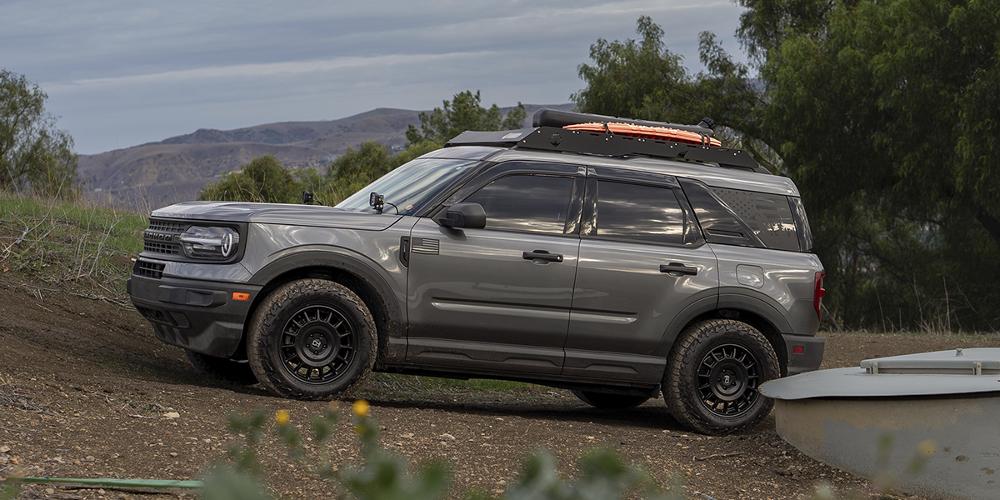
[405,161,585,376]
[564,167,719,383]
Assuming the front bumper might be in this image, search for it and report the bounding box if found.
[782,333,825,375]
[128,271,261,358]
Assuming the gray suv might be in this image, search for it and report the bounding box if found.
[128,109,825,434]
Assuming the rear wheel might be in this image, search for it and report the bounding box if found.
[247,279,376,400]
[573,390,649,409]
[185,350,257,385]
[664,319,779,435]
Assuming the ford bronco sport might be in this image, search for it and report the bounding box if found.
[128,109,825,434]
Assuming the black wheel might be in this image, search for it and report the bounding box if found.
[185,350,257,385]
[247,279,376,399]
[572,390,649,409]
[664,319,779,435]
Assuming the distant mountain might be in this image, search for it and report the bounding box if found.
[78,104,574,209]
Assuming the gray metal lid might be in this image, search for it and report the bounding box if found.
[761,348,1000,400]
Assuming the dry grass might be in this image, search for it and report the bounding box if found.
[0,192,145,304]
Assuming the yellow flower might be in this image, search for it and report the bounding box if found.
[275,409,290,426]
[917,439,937,457]
[352,399,370,417]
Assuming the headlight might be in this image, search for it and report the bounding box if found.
[178,226,240,260]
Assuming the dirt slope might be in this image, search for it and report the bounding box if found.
[2,279,998,499]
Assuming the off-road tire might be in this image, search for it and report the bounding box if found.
[664,319,779,435]
[572,390,649,409]
[185,350,258,385]
[247,279,376,400]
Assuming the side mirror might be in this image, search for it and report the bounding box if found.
[436,202,486,229]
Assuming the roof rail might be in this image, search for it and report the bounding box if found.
[445,127,767,174]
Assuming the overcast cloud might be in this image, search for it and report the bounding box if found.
[1,0,746,154]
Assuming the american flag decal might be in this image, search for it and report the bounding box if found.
[411,238,440,255]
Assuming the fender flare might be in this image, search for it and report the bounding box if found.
[717,287,793,334]
[657,287,792,358]
[246,246,406,363]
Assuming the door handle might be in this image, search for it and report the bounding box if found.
[660,262,698,276]
[523,250,564,263]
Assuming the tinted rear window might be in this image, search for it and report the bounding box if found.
[594,181,688,245]
[709,187,801,251]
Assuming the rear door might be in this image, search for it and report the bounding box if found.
[405,161,585,376]
[563,167,719,383]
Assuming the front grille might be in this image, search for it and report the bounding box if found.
[133,259,165,279]
[142,218,188,257]
[148,220,189,233]
[143,240,181,255]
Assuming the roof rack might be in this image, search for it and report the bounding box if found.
[533,108,715,137]
[446,128,766,174]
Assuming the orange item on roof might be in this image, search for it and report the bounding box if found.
[564,122,722,147]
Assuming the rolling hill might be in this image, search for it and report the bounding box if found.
[78,104,573,209]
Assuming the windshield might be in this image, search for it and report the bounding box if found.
[336,158,480,215]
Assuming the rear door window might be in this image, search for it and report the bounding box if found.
[592,180,690,245]
[710,187,801,251]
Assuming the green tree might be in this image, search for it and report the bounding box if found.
[0,69,78,198]
[574,9,1000,330]
[748,0,1000,329]
[317,141,441,204]
[405,90,526,145]
[573,17,703,124]
[572,18,764,158]
[199,156,301,203]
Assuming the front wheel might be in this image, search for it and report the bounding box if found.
[572,390,649,409]
[247,279,376,400]
[663,319,779,435]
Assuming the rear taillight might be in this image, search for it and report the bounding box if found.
[813,271,826,320]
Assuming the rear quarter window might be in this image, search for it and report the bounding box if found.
[710,187,801,252]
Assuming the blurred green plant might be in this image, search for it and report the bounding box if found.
[0,477,20,500]
[203,401,681,500]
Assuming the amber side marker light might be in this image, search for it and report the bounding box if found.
[231,291,251,302]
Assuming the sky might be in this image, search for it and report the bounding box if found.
[1,0,746,154]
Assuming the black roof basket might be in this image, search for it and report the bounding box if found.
[445,109,766,173]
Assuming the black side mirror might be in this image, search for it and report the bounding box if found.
[302,191,315,205]
[436,202,486,229]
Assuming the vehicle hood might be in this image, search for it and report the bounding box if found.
[151,201,401,231]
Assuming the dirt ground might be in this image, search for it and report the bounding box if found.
[2,279,998,499]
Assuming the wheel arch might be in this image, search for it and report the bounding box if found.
[244,249,405,366]
[661,290,791,376]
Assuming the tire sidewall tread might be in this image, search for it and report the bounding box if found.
[664,319,779,435]
[247,279,376,400]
